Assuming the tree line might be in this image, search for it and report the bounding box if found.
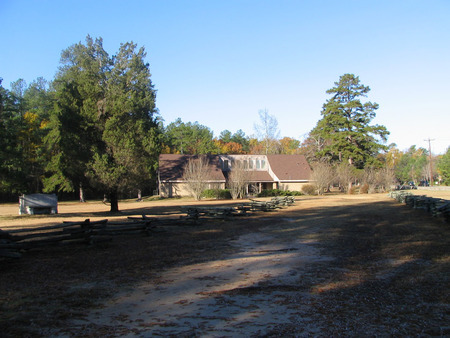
[1,36,449,208]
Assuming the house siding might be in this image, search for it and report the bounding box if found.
[278,181,310,191]
[160,181,226,198]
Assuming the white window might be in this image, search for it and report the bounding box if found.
[256,159,261,169]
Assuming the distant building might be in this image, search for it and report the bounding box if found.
[158,154,312,198]
[19,193,58,215]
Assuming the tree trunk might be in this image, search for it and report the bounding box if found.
[109,190,119,212]
[137,189,142,201]
[79,183,86,203]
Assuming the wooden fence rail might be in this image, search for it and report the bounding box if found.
[249,196,295,212]
[0,217,155,258]
[1,197,298,259]
[389,191,449,223]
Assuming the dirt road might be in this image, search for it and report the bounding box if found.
[1,193,449,336]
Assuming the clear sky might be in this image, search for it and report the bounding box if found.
[1,0,449,154]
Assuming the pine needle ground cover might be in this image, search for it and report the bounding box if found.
[0,192,449,336]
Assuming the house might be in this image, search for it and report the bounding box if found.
[158,154,312,198]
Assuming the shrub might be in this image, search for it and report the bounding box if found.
[201,189,231,199]
[301,184,317,195]
[360,183,369,194]
[258,189,277,197]
[258,189,303,197]
[290,191,304,196]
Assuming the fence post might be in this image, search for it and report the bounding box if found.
[82,219,92,244]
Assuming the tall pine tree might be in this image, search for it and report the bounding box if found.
[310,74,389,169]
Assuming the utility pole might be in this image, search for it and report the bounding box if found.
[424,138,435,186]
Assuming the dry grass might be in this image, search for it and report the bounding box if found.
[0,191,449,336]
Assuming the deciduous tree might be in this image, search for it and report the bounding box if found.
[0,78,53,196]
[394,146,428,185]
[336,162,358,193]
[182,155,212,200]
[278,137,301,154]
[254,109,280,154]
[437,147,450,185]
[310,162,335,195]
[228,160,252,199]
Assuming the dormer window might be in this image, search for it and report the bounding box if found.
[223,160,229,170]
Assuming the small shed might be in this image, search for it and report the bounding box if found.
[19,193,58,215]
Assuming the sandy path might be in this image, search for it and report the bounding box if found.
[71,229,331,336]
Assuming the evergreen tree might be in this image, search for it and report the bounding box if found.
[0,79,24,195]
[230,129,250,153]
[89,41,161,211]
[311,74,389,168]
[219,130,232,143]
[164,118,215,154]
[44,36,107,200]
[45,36,161,211]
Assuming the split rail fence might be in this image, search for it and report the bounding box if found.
[1,196,297,259]
[0,216,156,258]
[389,191,450,222]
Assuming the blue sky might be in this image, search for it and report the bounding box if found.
[1,0,449,154]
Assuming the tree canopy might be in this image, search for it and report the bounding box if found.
[309,74,389,169]
[0,79,23,194]
[44,36,161,211]
[163,118,215,154]
[437,147,450,185]
[3,58,450,203]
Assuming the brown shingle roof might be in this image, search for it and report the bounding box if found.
[267,154,311,181]
[159,154,312,183]
[248,170,275,182]
[159,154,226,182]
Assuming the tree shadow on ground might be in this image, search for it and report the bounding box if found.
[1,197,449,336]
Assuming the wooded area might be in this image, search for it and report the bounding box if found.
[1,37,449,209]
